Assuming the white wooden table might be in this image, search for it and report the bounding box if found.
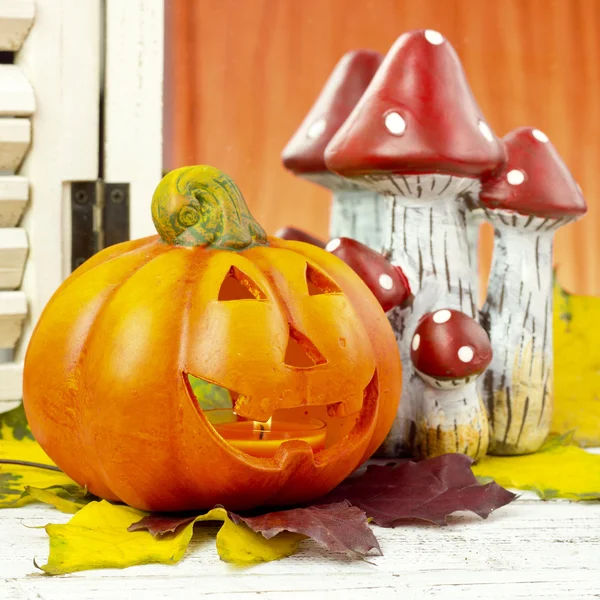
[2,495,600,600]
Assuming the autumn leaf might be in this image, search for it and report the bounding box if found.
[18,485,93,514]
[41,500,189,575]
[128,506,303,567]
[472,437,600,500]
[231,501,381,558]
[0,404,78,508]
[553,276,600,446]
[131,501,378,559]
[44,502,294,575]
[320,454,517,526]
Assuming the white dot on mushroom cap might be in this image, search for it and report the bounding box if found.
[307,118,327,140]
[384,112,406,136]
[325,238,341,252]
[478,120,494,142]
[532,129,549,143]
[424,30,444,45]
[506,169,525,186]
[412,333,421,351]
[458,346,474,363]
[433,309,452,324]
[379,273,394,291]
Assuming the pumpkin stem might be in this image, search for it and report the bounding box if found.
[0,459,62,472]
[151,165,268,250]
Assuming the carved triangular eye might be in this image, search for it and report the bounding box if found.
[218,266,267,301]
[306,263,342,296]
[284,325,327,367]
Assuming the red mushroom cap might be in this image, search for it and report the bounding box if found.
[410,309,492,384]
[326,237,411,312]
[282,49,383,174]
[275,227,326,248]
[324,30,505,179]
[479,127,587,219]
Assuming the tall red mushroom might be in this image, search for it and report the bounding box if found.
[479,127,587,455]
[324,30,505,456]
[281,49,386,250]
[410,309,491,460]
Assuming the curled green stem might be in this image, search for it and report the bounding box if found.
[151,165,268,250]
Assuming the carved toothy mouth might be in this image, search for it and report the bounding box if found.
[183,370,378,463]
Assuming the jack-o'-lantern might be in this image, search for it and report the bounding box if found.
[23,166,401,511]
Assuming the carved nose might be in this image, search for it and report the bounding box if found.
[284,325,327,368]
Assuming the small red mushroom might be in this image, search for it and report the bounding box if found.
[326,237,412,312]
[410,309,492,389]
[275,227,326,248]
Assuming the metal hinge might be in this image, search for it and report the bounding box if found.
[71,181,129,272]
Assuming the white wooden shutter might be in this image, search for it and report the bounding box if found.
[0,0,163,412]
[0,0,35,409]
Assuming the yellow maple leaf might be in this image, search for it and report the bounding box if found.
[42,501,303,575]
[472,439,600,500]
[0,405,78,508]
[553,277,600,446]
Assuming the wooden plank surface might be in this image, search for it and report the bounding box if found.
[0,227,27,289]
[0,0,35,51]
[164,0,600,299]
[0,118,30,172]
[0,290,26,348]
[0,500,599,599]
[0,176,28,227]
[104,0,164,240]
[0,65,34,116]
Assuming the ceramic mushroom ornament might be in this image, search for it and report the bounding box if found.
[480,127,587,455]
[282,49,387,250]
[410,309,491,460]
[325,29,505,456]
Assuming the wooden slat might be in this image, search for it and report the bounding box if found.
[0,0,35,51]
[0,176,28,227]
[105,0,164,239]
[0,65,34,116]
[0,118,30,171]
[0,362,22,402]
[0,227,27,289]
[0,290,26,348]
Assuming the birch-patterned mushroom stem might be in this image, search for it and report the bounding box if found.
[302,172,387,251]
[461,191,486,306]
[365,174,482,457]
[480,211,563,455]
[414,382,489,461]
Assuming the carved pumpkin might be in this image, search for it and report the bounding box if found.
[23,166,401,512]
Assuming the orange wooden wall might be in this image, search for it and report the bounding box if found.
[164,0,600,296]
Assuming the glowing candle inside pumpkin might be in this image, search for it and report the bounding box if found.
[209,411,326,458]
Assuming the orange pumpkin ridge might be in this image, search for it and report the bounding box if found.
[23,166,401,511]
